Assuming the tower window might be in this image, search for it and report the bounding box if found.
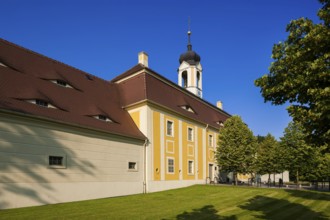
[182,71,187,88]
[197,71,201,87]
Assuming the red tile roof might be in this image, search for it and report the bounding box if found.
[113,64,231,129]
[0,38,146,141]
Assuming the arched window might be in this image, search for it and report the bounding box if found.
[197,71,200,88]
[182,71,188,88]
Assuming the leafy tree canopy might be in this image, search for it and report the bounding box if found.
[255,134,283,176]
[255,0,330,149]
[216,115,257,184]
[280,121,327,181]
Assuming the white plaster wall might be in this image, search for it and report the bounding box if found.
[260,171,290,183]
[0,112,144,209]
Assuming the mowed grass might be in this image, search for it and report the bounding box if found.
[1,185,329,220]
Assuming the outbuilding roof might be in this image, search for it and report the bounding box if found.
[0,38,146,141]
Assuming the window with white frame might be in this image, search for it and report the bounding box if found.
[188,160,194,174]
[128,162,137,171]
[188,127,194,141]
[208,134,214,147]
[166,120,174,136]
[48,155,66,168]
[167,158,174,173]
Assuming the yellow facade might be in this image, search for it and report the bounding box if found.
[128,103,219,183]
[164,115,179,180]
[130,111,140,129]
[153,111,161,181]
[146,107,218,182]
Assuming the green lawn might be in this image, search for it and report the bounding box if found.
[1,185,329,220]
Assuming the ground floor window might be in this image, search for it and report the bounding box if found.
[167,158,174,174]
[48,155,66,168]
[128,162,138,171]
[188,160,194,174]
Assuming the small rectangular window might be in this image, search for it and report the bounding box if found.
[167,158,174,174]
[209,134,214,147]
[167,120,174,136]
[188,127,193,141]
[48,155,66,168]
[36,99,48,107]
[188,160,194,174]
[56,80,67,87]
[128,162,137,171]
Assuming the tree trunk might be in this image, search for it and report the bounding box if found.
[273,173,276,186]
[235,172,238,186]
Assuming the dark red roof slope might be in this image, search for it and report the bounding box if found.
[0,38,146,141]
[114,65,231,129]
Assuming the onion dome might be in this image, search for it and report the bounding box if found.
[179,31,201,65]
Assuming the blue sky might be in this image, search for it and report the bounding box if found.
[1,0,322,139]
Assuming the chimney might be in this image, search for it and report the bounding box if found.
[138,51,148,67]
[216,101,223,110]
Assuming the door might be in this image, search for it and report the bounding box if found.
[208,164,213,180]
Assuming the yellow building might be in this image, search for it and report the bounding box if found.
[0,34,230,209]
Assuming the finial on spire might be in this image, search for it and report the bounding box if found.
[187,16,192,51]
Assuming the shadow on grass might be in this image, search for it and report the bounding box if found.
[174,205,237,220]
[284,189,330,201]
[239,195,329,219]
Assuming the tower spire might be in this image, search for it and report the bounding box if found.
[187,17,192,51]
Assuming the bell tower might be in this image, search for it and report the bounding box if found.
[178,26,203,98]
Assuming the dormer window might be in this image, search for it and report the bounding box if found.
[93,115,113,123]
[25,99,57,109]
[36,99,48,107]
[56,80,67,87]
[181,105,195,113]
[216,121,224,127]
[50,79,73,88]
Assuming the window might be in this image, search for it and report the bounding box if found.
[208,134,214,147]
[36,99,48,107]
[188,160,194,174]
[56,80,67,87]
[188,127,193,141]
[48,155,66,168]
[94,115,113,123]
[181,105,195,113]
[128,162,137,171]
[197,71,200,87]
[182,71,187,88]
[167,158,174,174]
[166,120,174,136]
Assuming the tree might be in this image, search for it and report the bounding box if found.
[216,115,257,185]
[255,134,285,186]
[280,121,323,186]
[255,0,330,149]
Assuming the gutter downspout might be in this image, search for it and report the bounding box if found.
[143,138,148,194]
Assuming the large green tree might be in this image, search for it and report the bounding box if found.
[255,134,285,185]
[280,121,325,185]
[216,115,257,185]
[255,0,330,149]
